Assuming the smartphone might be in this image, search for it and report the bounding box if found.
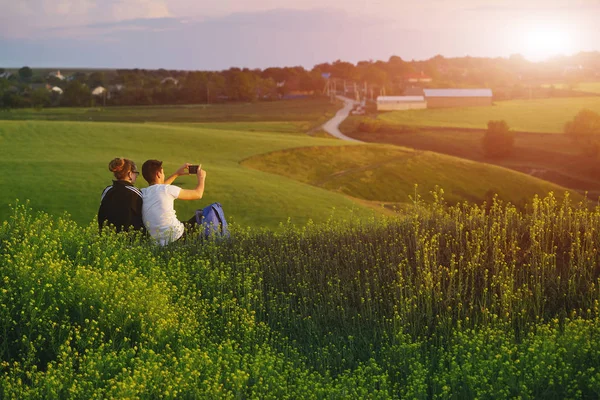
[188,165,199,174]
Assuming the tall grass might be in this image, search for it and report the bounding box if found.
[1,193,599,398]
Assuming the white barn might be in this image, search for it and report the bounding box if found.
[376,96,426,111]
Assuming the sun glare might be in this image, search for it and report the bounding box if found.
[521,25,575,61]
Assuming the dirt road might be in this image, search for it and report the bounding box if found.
[322,96,362,142]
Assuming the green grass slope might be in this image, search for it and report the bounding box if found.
[378,97,600,133]
[156,121,313,134]
[0,120,372,228]
[0,98,338,126]
[242,144,578,207]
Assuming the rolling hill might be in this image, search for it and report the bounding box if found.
[242,144,579,208]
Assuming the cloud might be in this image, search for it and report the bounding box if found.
[53,0,96,16]
[111,0,170,20]
[0,0,171,38]
[1,6,598,69]
[0,9,423,69]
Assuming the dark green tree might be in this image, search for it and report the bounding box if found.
[330,60,357,80]
[62,81,91,107]
[88,72,105,88]
[228,71,257,102]
[482,120,514,159]
[564,109,600,156]
[30,88,51,109]
[18,66,33,81]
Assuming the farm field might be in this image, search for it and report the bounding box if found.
[377,96,600,133]
[0,116,575,227]
[0,98,339,126]
[2,98,599,398]
[157,120,314,134]
[542,81,600,94]
[242,144,576,207]
[341,123,600,198]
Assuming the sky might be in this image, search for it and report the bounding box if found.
[0,0,599,70]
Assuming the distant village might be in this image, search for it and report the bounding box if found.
[1,52,599,109]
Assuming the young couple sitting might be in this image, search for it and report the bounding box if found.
[97,157,206,245]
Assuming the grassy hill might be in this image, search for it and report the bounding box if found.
[0,120,373,228]
[341,126,600,197]
[377,97,600,133]
[2,98,599,398]
[242,144,578,208]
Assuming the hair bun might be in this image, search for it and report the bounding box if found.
[109,158,125,173]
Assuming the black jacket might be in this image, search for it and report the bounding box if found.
[98,180,144,233]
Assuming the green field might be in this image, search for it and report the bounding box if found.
[2,98,600,398]
[1,118,576,228]
[341,125,600,198]
[542,81,600,94]
[0,98,338,126]
[378,97,600,133]
[157,121,313,133]
[0,120,377,228]
[243,144,576,207]
[0,99,358,228]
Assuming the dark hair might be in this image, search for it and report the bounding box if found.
[142,159,163,184]
[108,158,136,180]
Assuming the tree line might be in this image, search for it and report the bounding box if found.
[1,51,599,109]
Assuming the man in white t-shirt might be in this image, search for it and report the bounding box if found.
[140,159,206,245]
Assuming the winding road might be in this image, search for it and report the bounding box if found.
[321,96,363,143]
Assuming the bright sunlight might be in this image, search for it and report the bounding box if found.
[521,23,575,61]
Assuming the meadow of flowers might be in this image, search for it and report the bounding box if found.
[1,192,599,399]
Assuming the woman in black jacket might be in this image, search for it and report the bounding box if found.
[98,157,145,233]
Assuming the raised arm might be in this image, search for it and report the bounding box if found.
[178,166,207,200]
[164,163,190,185]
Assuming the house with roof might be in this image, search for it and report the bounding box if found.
[28,83,63,94]
[47,70,65,80]
[161,77,179,85]
[423,88,493,108]
[376,96,427,111]
[405,71,432,83]
[92,86,106,96]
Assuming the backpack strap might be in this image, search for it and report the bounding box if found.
[211,203,228,233]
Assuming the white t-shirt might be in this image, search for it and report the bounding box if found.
[141,184,184,245]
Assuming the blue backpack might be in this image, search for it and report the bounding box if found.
[195,202,230,239]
